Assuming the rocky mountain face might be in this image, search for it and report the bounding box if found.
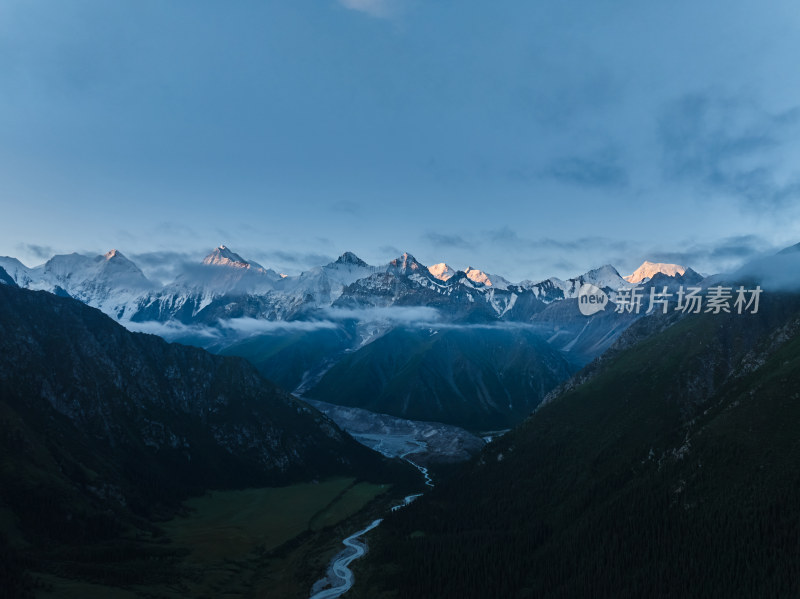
[357,285,800,599]
[0,284,400,554]
[0,247,656,328]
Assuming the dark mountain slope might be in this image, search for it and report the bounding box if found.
[218,323,359,391]
[359,291,800,599]
[0,265,16,286]
[306,326,576,430]
[0,285,402,555]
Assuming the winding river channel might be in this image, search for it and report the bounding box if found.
[308,439,433,599]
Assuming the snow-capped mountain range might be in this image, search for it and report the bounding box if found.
[0,246,709,427]
[0,246,700,326]
[0,249,154,319]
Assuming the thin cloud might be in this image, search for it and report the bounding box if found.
[15,243,56,261]
[733,246,800,291]
[422,232,472,249]
[544,153,628,188]
[221,318,339,336]
[379,245,402,258]
[257,250,333,268]
[129,250,203,285]
[632,235,775,275]
[124,317,340,342]
[485,228,633,254]
[338,0,402,19]
[487,226,527,246]
[658,93,800,209]
[123,320,222,341]
[323,305,443,326]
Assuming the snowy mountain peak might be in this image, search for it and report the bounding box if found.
[538,264,632,297]
[464,267,511,290]
[388,252,425,275]
[334,251,368,267]
[581,264,628,288]
[102,249,139,269]
[429,263,457,281]
[587,264,622,278]
[624,261,687,284]
[202,245,252,269]
[97,250,147,278]
[465,267,491,286]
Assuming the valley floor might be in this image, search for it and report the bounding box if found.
[29,477,394,599]
[306,400,486,466]
[24,421,474,599]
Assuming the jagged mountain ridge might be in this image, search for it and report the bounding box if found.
[1,247,685,327]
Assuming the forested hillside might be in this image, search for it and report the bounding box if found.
[358,290,800,598]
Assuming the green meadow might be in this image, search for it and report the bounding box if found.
[34,477,390,599]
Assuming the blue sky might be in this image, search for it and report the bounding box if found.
[1,0,799,282]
